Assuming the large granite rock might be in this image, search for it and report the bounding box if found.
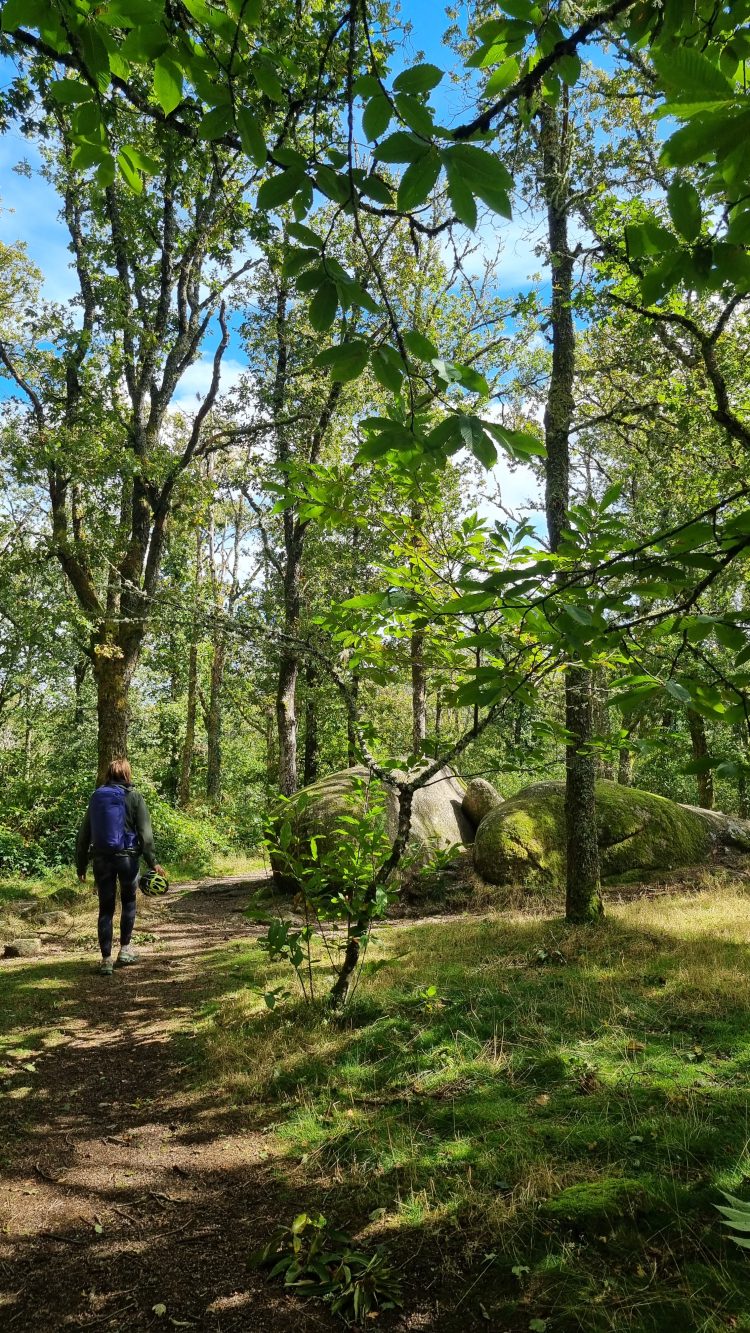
[272,764,473,887]
[462,777,503,829]
[473,779,749,889]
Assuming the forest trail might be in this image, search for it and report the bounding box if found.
[0,876,342,1333]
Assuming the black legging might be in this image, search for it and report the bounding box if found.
[93,855,140,958]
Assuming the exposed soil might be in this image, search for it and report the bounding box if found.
[0,877,367,1332]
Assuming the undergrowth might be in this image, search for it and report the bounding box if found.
[187,882,750,1331]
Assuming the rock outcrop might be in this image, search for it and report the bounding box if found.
[462,777,503,829]
[473,779,749,889]
[272,764,473,886]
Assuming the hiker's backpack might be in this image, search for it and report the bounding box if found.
[89,784,139,855]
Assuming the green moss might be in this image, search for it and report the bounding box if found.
[541,1176,652,1230]
[473,780,714,888]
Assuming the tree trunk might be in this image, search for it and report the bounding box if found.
[303,661,319,786]
[434,686,442,756]
[347,673,359,767]
[540,98,602,924]
[565,668,603,921]
[93,652,134,783]
[411,627,427,755]
[206,634,225,805]
[618,745,634,786]
[178,638,198,808]
[73,659,87,728]
[687,708,714,809]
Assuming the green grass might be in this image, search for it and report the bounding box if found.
[187,883,750,1331]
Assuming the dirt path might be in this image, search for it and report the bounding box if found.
[0,876,340,1332]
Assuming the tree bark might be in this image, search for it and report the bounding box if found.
[303,661,320,786]
[411,627,427,755]
[687,708,714,809]
[618,745,634,786]
[178,638,198,808]
[73,658,87,728]
[347,673,360,767]
[93,652,134,784]
[206,634,225,805]
[540,98,602,924]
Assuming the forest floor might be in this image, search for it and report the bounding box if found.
[2,871,750,1331]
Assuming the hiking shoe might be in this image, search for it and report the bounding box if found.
[99,958,114,976]
[116,946,138,967]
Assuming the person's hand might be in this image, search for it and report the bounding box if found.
[155,864,166,877]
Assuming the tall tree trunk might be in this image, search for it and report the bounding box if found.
[93,652,134,783]
[434,686,442,756]
[178,639,198,808]
[687,708,714,809]
[303,661,319,786]
[540,98,602,923]
[618,745,634,786]
[206,634,225,805]
[347,673,359,767]
[73,658,87,728]
[277,647,299,795]
[411,627,427,755]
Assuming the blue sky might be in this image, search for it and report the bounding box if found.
[0,5,545,517]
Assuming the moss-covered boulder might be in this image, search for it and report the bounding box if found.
[472,779,736,888]
[462,777,503,829]
[272,765,473,887]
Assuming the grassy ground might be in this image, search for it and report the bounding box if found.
[185,881,750,1331]
[0,851,265,928]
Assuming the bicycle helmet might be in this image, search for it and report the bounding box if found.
[139,869,170,896]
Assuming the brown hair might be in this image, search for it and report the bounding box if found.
[105,758,132,785]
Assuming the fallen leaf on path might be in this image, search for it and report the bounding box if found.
[152,1303,167,1317]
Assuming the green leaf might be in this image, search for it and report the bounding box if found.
[359,174,393,204]
[49,79,94,105]
[253,58,283,103]
[372,345,405,394]
[403,328,438,360]
[257,168,306,210]
[119,145,159,174]
[486,57,519,95]
[665,680,692,704]
[375,132,428,164]
[652,47,735,100]
[72,142,110,171]
[236,106,266,167]
[1,0,46,30]
[442,144,512,217]
[667,177,702,242]
[309,281,338,332]
[397,149,441,212]
[314,340,370,382]
[445,157,477,229]
[393,63,443,93]
[557,53,581,86]
[363,95,392,141]
[394,92,434,138]
[153,56,183,115]
[639,252,686,305]
[197,106,233,141]
[117,148,144,193]
[120,22,169,62]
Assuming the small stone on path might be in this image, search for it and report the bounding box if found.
[4,937,43,958]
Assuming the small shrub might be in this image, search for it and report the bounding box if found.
[250,1212,402,1325]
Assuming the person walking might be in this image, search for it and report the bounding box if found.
[76,758,166,976]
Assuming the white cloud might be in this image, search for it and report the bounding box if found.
[171,356,246,412]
